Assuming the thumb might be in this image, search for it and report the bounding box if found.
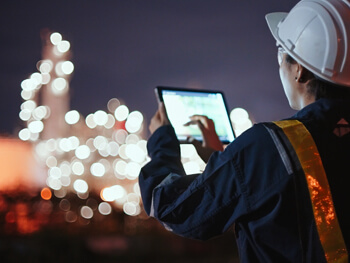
[187,137,214,163]
[187,136,202,151]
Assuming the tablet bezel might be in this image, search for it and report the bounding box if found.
[155,86,235,144]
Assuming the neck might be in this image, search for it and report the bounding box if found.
[298,94,315,110]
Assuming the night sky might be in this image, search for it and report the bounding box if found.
[0,0,298,137]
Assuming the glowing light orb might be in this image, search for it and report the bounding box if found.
[60,176,71,187]
[30,72,42,86]
[98,202,112,215]
[46,156,57,168]
[21,90,33,100]
[125,111,143,133]
[90,162,105,177]
[94,110,108,126]
[28,120,44,133]
[21,79,37,91]
[125,134,139,144]
[118,144,128,159]
[19,109,31,121]
[65,110,80,125]
[114,105,129,121]
[73,179,88,193]
[49,167,62,178]
[50,32,62,45]
[61,61,74,74]
[80,206,93,219]
[75,145,90,160]
[93,136,108,150]
[86,114,97,129]
[104,114,115,129]
[114,160,127,178]
[107,141,119,156]
[57,40,70,53]
[39,60,53,74]
[114,129,128,144]
[72,161,84,175]
[41,188,52,200]
[123,202,141,216]
[107,98,120,113]
[230,108,249,124]
[230,107,253,136]
[52,77,67,95]
[125,162,141,180]
[33,106,49,120]
[41,73,51,84]
[101,185,126,202]
[47,176,62,190]
[125,144,145,163]
[21,100,36,111]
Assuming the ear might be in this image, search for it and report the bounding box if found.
[295,64,312,83]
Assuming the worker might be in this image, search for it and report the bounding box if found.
[138,0,350,262]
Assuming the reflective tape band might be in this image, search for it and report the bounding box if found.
[274,120,348,263]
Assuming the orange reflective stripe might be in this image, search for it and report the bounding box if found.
[274,120,348,263]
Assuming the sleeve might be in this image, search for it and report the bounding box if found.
[138,125,249,240]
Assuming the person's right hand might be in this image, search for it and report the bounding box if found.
[184,115,224,163]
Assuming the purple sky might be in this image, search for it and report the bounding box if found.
[0,0,298,136]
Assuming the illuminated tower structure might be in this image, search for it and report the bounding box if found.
[18,31,149,219]
[18,30,74,142]
[39,29,73,140]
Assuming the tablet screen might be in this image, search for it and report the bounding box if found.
[156,86,235,143]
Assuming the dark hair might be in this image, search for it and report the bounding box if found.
[286,54,350,100]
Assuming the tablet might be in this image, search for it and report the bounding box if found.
[155,86,235,143]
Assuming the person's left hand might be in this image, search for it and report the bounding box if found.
[149,102,171,134]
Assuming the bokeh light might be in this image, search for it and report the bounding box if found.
[57,40,70,53]
[61,61,74,75]
[90,162,105,177]
[50,32,62,45]
[65,110,80,125]
[114,105,129,121]
[230,107,253,136]
[98,202,112,215]
[73,179,88,194]
[41,188,52,200]
[93,110,108,126]
[107,98,120,113]
[75,145,90,160]
[28,120,44,133]
[80,206,93,219]
[72,161,84,175]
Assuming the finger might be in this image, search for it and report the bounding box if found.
[183,120,197,126]
[158,102,170,125]
[149,109,161,133]
[189,115,210,128]
[185,119,205,132]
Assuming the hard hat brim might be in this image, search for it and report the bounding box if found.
[265,12,288,45]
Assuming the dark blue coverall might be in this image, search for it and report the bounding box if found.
[139,98,350,262]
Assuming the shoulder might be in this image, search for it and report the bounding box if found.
[224,122,285,175]
[226,123,276,153]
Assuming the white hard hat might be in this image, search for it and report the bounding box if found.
[266,0,350,87]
